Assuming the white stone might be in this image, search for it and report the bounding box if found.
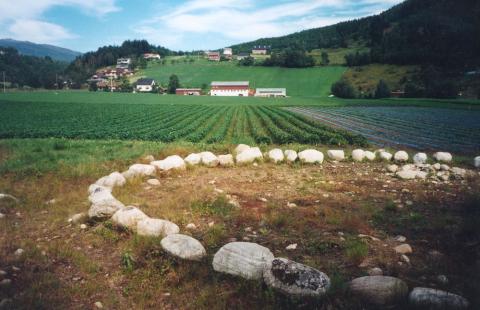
[186,223,196,230]
[236,147,263,164]
[111,206,148,230]
[413,153,428,164]
[416,171,428,179]
[161,234,206,261]
[14,248,24,256]
[284,150,298,162]
[286,243,297,251]
[94,301,104,309]
[88,187,124,219]
[433,152,452,163]
[396,170,417,180]
[212,242,274,280]
[440,164,450,171]
[394,151,409,162]
[80,224,87,230]
[151,155,186,171]
[137,218,179,237]
[409,287,469,309]
[0,193,18,203]
[451,167,466,178]
[395,235,407,242]
[349,276,409,306]
[268,149,284,163]
[0,213,4,219]
[387,165,399,173]
[218,154,234,167]
[298,150,324,164]
[433,163,441,170]
[235,144,251,155]
[147,179,161,186]
[475,156,480,168]
[327,150,345,161]
[364,151,376,161]
[184,153,201,166]
[143,155,155,162]
[379,151,393,161]
[352,149,365,162]
[400,254,410,264]
[124,164,156,178]
[368,267,383,276]
[69,213,87,224]
[394,244,412,254]
[200,152,219,167]
[95,171,126,189]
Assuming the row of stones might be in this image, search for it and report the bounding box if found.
[77,145,474,308]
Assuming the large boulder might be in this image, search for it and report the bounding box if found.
[184,153,201,166]
[268,149,285,163]
[263,258,330,298]
[160,234,206,261]
[379,151,393,161]
[95,171,126,189]
[218,154,234,167]
[88,184,109,195]
[111,206,148,230]
[408,287,469,309]
[298,150,324,164]
[394,151,409,162]
[88,186,124,219]
[327,150,345,161]
[137,218,179,237]
[151,155,186,171]
[349,276,409,306]
[433,152,453,163]
[451,167,467,179]
[396,170,418,180]
[364,151,376,161]
[351,149,365,162]
[284,150,298,163]
[123,164,156,179]
[212,242,274,280]
[475,156,480,168]
[200,152,219,167]
[235,144,251,155]
[413,153,428,165]
[236,147,263,164]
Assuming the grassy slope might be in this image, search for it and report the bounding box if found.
[137,58,345,97]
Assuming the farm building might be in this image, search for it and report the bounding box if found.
[210,81,250,97]
[144,53,161,60]
[223,48,233,60]
[252,46,269,55]
[236,53,250,60]
[206,52,221,61]
[135,78,156,92]
[176,88,202,96]
[255,88,287,98]
[116,58,131,69]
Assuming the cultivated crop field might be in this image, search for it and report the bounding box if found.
[288,106,480,154]
[0,100,365,146]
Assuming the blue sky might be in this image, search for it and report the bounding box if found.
[0,0,403,52]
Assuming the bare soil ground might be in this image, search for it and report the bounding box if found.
[1,160,480,309]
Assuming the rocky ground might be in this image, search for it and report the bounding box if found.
[1,150,480,309]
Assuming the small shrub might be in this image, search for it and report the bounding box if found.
[121,251,136,272]
[331,79,357,99]
[344,238,368,263]
[203,223,227,248]
[190,196,235,217]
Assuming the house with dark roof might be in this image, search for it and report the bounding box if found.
[135,78,156,92]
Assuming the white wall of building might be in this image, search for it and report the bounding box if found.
[211,89,249,97]
[136,85,153,92]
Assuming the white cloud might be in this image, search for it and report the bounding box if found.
[0,0,119,44]
[135,0,403,49]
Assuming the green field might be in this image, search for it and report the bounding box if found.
[137,58,345,97]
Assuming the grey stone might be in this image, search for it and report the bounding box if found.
[349,276,408,306]
[161,234,206,261]
[409,287,469,309]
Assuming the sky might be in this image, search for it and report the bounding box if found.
[0,0,403,53]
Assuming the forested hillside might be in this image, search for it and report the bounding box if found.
[0,39,81,62]
[230,0,480,69]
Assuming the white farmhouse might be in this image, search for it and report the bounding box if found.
[210,81,250,97]
[116,58,131,69]
[135,78,155,92]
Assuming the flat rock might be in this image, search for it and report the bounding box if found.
[147,179,161,186]
[95,171,126,189]
[379,151,393,161]
[123,164,156,178]
[352,149,365,162]
[298,150,324,164]
[409,287,469,309]
[364,151,376,161]
[413,153,428,164]
[218,154,234,167]
[263,258,330,298]
[268,149,284,163]
[137,218,179,237]
[394,243,412,254]
[184,153,201,166]
[111,206,148,230]
[349,276,408,306]
[327,150,345,161]
[284,150,298,162]
[161,234,206,261]
[212,242,274,280]
[236,147,263,164]
[88,186,124,219]
[394,151,409,162]
[151,155,186,171]
[396,170,417,180]
[433,152,452,163]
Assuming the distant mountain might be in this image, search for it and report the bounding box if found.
[230,0,480,69]
[0,39,81,62]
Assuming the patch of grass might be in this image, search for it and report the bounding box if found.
[344,238,368,264]
[121,250,136,272]
[48,242,99,274]
[190,196,235,217]
[203,223,227,249]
